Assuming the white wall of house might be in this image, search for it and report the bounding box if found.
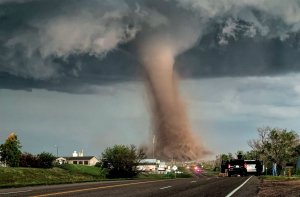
[55,157,67,165]
[67,160,87,165]
[89,157,98,166]
[137,164,157,172]
[66,157,99,166]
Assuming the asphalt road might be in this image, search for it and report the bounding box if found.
[0,176,259,197]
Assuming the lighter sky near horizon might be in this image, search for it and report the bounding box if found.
[1,74,300,160]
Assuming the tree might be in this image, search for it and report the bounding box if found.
[220,153,234,161]
[236,150,259,160]
[248,127,300,174]
[101,144,145,178]
[37,152,56,168]
[0,132,22,167]
[292,144,300,159]
[248,127,269,156]
[19,152,38,167]
[19,152,56,168]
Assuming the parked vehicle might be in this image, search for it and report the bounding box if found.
[244,160,257,174]
[228,159,247,177]
[244,160,263,176]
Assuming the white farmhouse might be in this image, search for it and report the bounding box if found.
[56,150,99,166]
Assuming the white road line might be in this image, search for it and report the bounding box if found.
[225,176,252,197]
[0,190,32,195]
[190,181,197,183]
[160,186,172,190]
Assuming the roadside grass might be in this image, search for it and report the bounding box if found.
[0,165,106,188]
[177,167,193,178]
[0,164,193,188]
[202,169,219,177]
[261,175,300,181]
[58,164,106,178]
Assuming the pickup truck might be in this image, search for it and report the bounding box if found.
[228,159,247,177]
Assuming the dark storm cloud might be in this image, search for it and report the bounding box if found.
[0,48,140,93]
[1,0,300,92]
[176,26,300,78]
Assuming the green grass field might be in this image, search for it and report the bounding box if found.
[261,175,300,181]
[58,164,106,177]
[0,165,106,188]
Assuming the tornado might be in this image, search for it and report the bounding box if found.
[140,41,207,161]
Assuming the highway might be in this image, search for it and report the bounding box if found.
[0,176,259,197]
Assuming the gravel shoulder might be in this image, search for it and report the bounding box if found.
[258,179,300,197]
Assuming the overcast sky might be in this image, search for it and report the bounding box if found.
[1,0,300,160]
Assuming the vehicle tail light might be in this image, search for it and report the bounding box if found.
[228,164,231,168]
[244,163,247,168]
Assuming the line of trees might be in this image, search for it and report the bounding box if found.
[248,127,300,174]
[218,127,300,175]
[0,132,146,178]
[0,132,56,168]
[2,127,300,177]
[19,152,56,168]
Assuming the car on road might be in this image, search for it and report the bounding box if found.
[244,160,263,176]
[193,165,203,174]
[228,159,247,177]
[244,160,257,174]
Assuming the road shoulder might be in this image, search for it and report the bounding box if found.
[258,179,300,197]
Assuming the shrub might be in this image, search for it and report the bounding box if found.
[101,144,145,178]
[37,152,56,168]
[19,152,39,167]
[94,162,102,168]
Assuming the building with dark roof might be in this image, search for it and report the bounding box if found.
[55,150,99,166]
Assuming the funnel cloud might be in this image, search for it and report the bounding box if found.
[137,13,207,159]
[140,43,207,160]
